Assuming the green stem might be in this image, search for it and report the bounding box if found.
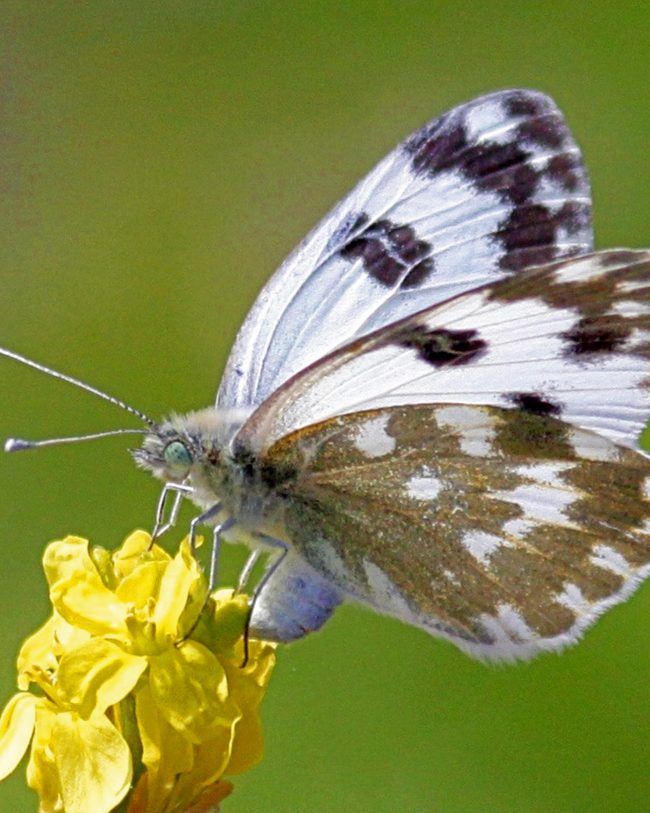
[111,694,144,813]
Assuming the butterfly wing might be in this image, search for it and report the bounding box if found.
[255,404,650,660]
[238,250,650,455]
[217,89,592,430]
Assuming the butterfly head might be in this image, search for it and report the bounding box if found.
[131,408,225,485]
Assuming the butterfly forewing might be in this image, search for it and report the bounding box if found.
[239,250,650,454]
[259,405,650,660]
[217,89,592,432]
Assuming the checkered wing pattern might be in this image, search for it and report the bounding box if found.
[217,90,592,434]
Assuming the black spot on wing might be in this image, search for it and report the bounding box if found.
[494,201,590,272]
[468,143,540,205]
[547,153,583,192]
[403,91,592,274]
[401,258,435,288]
[503,91,547,117]
[406,117,541,207]
[339,216,434,288]
[328,211,369,253]
[517,114,566,149]
[494,204,558,271]
[392,325,487,367]
[405,118,467,177]
[562,315,632,356]
[507,392,563,417]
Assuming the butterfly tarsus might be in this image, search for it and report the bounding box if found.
[236,549,262,594]
[152,481,193,540]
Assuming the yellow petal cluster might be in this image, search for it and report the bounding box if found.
[0,530,276,813]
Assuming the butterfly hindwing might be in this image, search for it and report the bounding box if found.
[239,250,650,454]
[217,89,592,431]
[257,405,650,660]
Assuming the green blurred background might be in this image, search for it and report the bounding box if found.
[1,2,650,811]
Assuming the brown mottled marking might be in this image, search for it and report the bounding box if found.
[495,409,573,459]
[259,403,650,657]
[562,315,632,356]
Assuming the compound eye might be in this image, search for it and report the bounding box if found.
[163,440,193,470]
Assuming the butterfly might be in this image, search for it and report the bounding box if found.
[4,89,650,661]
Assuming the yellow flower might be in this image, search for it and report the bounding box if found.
[0,530,276,813]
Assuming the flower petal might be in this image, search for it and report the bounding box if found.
[16,615,61,689]
[171,726,234,810]
[26,701,61,810]
[220,640,276,774]
[54,711,132,813]
[57,638,147,718]
[112,530,171,581]
[135,684,194,813]
[205,591,250,654]
[116,560,168,609]
[149,641,239,744]
[50,570,128,637]
[42,536,98,588]
[152,543,202,640]
[0,693,37,780]
[226,708,265,776]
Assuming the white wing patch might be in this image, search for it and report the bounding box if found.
[479,605,538,644]
[460,530,512,565]
[567,428,621,462]
[513,461,574,484]
[406,468,443,501]
[352,414,396,458]
[590,544,634,578]
[434,405,497,456]
[491,481,580,527]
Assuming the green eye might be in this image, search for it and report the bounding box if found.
[163,440,192,469]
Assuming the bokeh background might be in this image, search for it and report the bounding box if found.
[1,3,650,811]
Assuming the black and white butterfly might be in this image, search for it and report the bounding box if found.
[5,89,650,661]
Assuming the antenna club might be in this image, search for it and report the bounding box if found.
[5,438,32,452]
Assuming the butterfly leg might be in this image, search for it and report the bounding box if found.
[207,517,236,591]
[188,502,223,555]
[177,516,236,642]
[249,536,289,606]
[236,549,262,594]
[152,481,193,538]
[242,536,289,665]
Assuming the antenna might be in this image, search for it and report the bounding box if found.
[5,428,148,453]
[0,347,157,427]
